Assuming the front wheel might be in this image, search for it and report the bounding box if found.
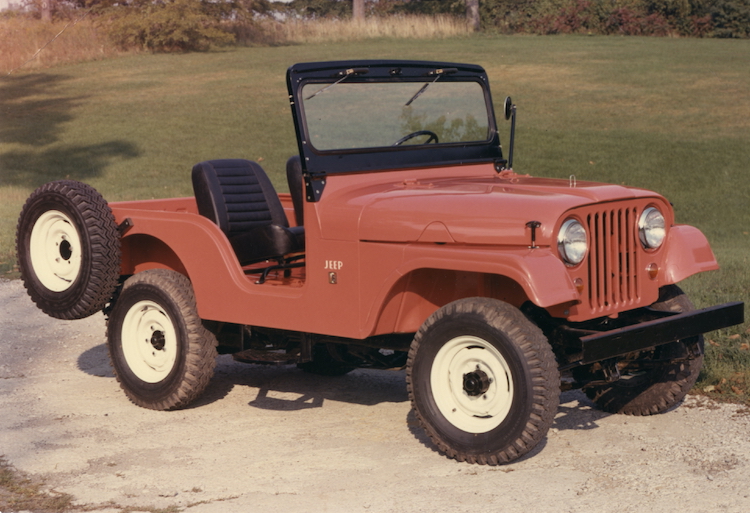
[407,298,559,465]
[584,285,703,415]
[107,270,217,410]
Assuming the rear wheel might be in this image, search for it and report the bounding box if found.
[407,298,559,465]
[107,270,217,410]
[584,285,703,415]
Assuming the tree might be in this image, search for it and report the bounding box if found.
[41,0,52,21]
[100,0,246,52]
[466,0,480,30]
[353,0,364,20]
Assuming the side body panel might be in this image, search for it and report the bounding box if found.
[110,166,719,337]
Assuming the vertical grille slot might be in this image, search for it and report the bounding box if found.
[586,207,640,314]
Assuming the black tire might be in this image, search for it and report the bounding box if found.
[407,298,560,465]
[107,269,217,410]
[16,180,121,320]
[584,285,704,415]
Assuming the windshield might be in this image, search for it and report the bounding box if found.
[301,81,491,151]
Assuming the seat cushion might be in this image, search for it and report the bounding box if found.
[229,225,304,265]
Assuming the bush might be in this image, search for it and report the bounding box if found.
[711,0,750,37]
[477,0,749,37]
[689,14,714,36]
[101,0,238,52]
[605,7,671,34]
[479,0,535,32]
[273,0,352,19]
[396,0,465,16]
[270,0,750,39]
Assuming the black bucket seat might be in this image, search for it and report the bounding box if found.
[192,159,304,268]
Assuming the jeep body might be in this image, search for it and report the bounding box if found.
[17,60,743,464]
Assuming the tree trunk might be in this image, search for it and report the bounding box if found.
[41,0,52,22]
[466,0,480,32]
[353,0,365,21]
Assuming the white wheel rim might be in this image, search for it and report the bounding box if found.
[430,335,514,433]
[121,300,178,383]
[29,210,82,292]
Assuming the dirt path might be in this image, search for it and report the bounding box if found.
[1,278,749,513]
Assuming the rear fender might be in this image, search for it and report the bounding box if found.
[112,207,248,320]
[120,234,188,276]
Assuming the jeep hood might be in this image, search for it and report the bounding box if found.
[345,175,661,246]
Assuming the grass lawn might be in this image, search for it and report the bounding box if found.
[1,35,748,402]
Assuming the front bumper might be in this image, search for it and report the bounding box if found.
[560,301,744,369]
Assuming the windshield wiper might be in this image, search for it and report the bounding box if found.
[305,68,369,101]
[404,68,457,107]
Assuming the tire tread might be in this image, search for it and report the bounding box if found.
[16,180,121,320]
[407,298,559,465]
[107,270,217,411]
[584,285,703,416]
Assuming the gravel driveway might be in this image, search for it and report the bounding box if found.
[1,278,749,513]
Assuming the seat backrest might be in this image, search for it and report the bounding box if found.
[286,155,304,227]
[192,159,289,240]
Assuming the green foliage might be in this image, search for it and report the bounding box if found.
[274,0,352,18]
[711,0,750,37]
[99,0,269,51]
[476,0,750,37]
[479,0,534,32]
[396,0,465,15]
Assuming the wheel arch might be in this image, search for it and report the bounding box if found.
[371,268,534,335]
[110,206,250,322]
[366,247,580,336]
[120,233,189,278]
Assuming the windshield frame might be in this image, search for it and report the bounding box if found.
[287,61,504,186]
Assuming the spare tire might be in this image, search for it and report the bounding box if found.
[16,180,121,320]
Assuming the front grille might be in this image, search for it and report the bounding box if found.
[585,207,641,314]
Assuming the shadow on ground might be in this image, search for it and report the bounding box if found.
[0,73,78,148]
[0,73,140,189]
[78,347,410,409]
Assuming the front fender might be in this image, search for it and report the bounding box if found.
[662,225,719,284]
[362,244,579,335]
[400,245,579,308]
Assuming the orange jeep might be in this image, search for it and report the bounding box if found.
[16,61,744,465]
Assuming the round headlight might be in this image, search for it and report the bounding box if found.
[558,219,587,266]
[638,207,666,249]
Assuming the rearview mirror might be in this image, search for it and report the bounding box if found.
[504,96,513,120]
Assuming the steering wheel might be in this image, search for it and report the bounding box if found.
[392,130,439,146]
